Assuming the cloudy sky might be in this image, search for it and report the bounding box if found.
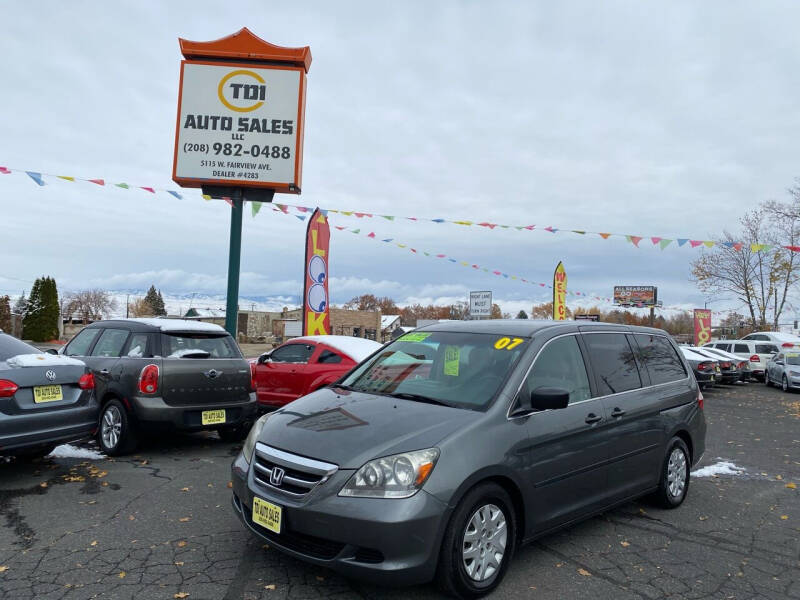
[2,1,799,318]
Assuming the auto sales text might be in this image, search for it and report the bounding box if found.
[183,115,294,134]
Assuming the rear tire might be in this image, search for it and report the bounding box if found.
[765,373,772,386]
[650,437,691,509]
[217,423,250,442]
[98,399,139,456]
[436,482,516,599]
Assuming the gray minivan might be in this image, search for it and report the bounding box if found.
[231,321,706,598]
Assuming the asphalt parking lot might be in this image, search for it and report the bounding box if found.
[1,383,798,600]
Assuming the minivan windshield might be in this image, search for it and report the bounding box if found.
[339,331,529,410]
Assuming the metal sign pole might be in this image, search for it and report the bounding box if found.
[224,196,244,336]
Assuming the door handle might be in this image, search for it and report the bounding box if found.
[585,413,602,424]
[99,369,110,375]
[611,408,626,417]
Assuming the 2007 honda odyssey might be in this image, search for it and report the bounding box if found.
[231,320,706,598]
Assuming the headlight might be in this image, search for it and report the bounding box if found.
[242,413,270,464]
[339,448,439,498]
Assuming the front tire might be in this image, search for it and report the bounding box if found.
[782,375,790,392]
[98,399,139,456]
[650,437,691,509]
[765,372,772,386]
[436,482,516,599]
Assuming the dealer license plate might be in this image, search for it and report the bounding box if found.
[33,385,63,403]
[252,496,282,533]
[201,409,226,425]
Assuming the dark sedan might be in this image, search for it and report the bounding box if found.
[689,347,742,384]
[679,346,719,389]
[0,332,97,457]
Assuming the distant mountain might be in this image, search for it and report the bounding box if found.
[106,291,301,318]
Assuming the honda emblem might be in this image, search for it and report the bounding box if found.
[269,467,285,486]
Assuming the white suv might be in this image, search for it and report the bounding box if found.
[741,331,800,350]
[704,339,780,381]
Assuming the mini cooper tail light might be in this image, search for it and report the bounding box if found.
[138,364,159,395]
[78,373,95,390]
[0,380,19,398]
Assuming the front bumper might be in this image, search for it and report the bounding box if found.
[131,393,257,430]
[230,450,448,586]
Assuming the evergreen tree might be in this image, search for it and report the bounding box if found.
[21,277,60,341]
[516,310,528,319]
[0,295,11,333]
[143,285,167,316]
[13,292,27,315]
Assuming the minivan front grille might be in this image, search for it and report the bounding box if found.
[252,443,338,498]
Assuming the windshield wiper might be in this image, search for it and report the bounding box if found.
[331,383,355,391]
[387,392,451,407]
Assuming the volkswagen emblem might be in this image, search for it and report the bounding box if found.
[45,370,56,382]
[269,467,285,486]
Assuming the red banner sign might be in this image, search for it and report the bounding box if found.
[693,309,712,346]
[303,209,330,335]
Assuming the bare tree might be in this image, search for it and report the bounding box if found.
[128,297,154,318]
[64,289,118,323]
[692,204,798,330]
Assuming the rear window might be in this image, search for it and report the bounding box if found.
[163,333,240,358]
[317,349,343,364]
[583,333,642,395]
[0,334,40,361]
[633,334,686,385]
[716,343,731,352]
[756,344,779,354]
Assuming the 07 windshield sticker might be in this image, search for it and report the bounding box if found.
[494,337,525,350]
[399,332,432,342]
[443,346,460,376]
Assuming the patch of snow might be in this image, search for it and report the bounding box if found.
[48,444,105,460]
[679,347,713,362]
[291,335,382,361]
[168,349,211,358]
[381,315,400,330]
[5,353,86,368]
[692,461,744,478]
[124,318,226,333]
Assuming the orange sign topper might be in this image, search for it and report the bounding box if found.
[172,28,311,194]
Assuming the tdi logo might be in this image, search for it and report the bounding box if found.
[217,69,266,113]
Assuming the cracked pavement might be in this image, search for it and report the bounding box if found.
[0,383,798,599]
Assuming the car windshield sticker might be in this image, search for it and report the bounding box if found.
[494,337,525,350]
[786,352,799,358]
[443,346,460,376]
[399,332,432,342]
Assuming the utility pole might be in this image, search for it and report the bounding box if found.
[126,294,130,318]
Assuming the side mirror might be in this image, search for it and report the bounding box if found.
[775,360,784,365]
[257,352,271,364]
[531,387,570,411]
[45,348,59,355]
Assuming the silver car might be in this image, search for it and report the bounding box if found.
[765,351,800,391]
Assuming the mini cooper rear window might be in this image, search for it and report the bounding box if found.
[163,333,239,358]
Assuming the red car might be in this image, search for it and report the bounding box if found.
[252,335,382,410]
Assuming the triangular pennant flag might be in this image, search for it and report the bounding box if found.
[659,239,673,250]
[628,235,643,247]
[599,233,611,239]
[88,179,104,186]
[410,249,417,253]
[367,232,375,238]
[223,197,234,207]
[251,202,262,217]
[703,241,714,248]
[784,245,800,252]
[460,261,468,266]
[689,240,703,248]
[26,171,45,186]
[275,204,288,213]
[334,226,346,230]
[493,270,501,275]
[500,225,509,229]
[116,182,130,189]
[733,243,743,251]
[382,238,393,242]
[750,243,763,252]
[572,230,586,235]
[397,243,406,248]
[478,222,497,229]
[454,220,473,226]
[432,218,446,223]
[472,264,479,269]
[436,254,446,258]
[57,175,75,182]
[354,212,372,218]
[319,209,329,217]
[544,226,557,233]
[0,166,11,174]
[423,252,430,256]
[141,186,155,194]
[381,215,395,221]
[167,190,182,199]
[448,258,457,263]
[651,237,662,244]
[407,217,418,221]
[295,206,309,213]
[502,274,509,278]
[721,242,734,248]
[202,194,212,201]
[761,244,774,252]
[677,238,688,246]
[351,229,360,234]
[295,215,306,221]
[341,211,353,216]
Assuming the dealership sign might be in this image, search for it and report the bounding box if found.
[469,291,492,317]
[613,285,658,306]
[693,309,712,346]
[172,29,310,194]
[303,208,331,336]
[553,262,567,320]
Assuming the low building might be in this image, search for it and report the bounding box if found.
[381,315,402,342]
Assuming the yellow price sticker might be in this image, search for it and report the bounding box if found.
[494,337,524,350]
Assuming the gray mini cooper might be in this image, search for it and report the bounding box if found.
[231,320,706,598]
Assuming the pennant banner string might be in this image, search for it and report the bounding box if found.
[3,164,797,254]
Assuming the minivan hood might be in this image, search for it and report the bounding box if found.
[257,388,482,468]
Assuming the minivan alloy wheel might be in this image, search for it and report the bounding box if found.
[101,405,122,449]
[462,503,507,582]
[667,447,687,499]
